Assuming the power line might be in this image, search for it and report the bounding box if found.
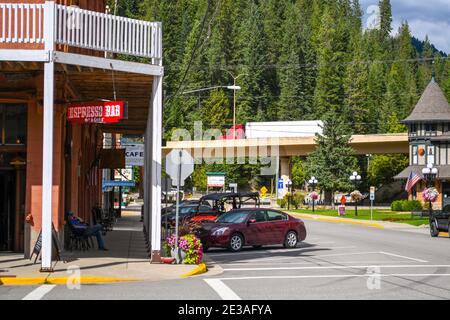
[164,56,449,73]
[165,0,213,104]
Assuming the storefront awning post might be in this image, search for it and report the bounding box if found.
[150,74,162,262]
[41,1,55,272]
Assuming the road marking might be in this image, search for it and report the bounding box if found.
[207,246,357,259]
[222,265,450,271]
[379,251,428,263]
[218,274,450,281]
[219,261,415,266]
[204,279,241,300]
[22,285,56,300]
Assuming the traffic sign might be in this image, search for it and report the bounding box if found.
[165,149,194,187]
[370,186,375,201]
[278,179,284,189]
[260,186,268,198]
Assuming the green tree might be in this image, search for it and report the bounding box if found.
[291,157,306,188]
[306,114,358,205]
[236,1,274,123]
[379,0,392,41]
[200,89,231,128]
[368,154,408,187]
[344,35,370,134]
[313,3,348,119]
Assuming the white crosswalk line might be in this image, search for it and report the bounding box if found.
[204,279,241,300]
[22,285,56,300]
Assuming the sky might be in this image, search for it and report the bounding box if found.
[360,0,450,54]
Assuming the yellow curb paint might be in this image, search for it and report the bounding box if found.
[439,232,449,237]
[0,276,136,286]
[290,213,384,229]
[181,263,207,278]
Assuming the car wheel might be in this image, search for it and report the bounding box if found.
[229,233,244,252]
[430,221,439,237]
[284,231,298,248]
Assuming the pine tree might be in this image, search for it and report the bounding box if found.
[344,35,370,134]
[277,2,314,120]
[313,3,348,119]
[235,1,273,123]
[306,113,358,205]
[379,0,392,41]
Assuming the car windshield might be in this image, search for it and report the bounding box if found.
[216,211,248,224]
[179,206,196,214]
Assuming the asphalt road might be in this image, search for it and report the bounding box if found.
[2,218,450,300]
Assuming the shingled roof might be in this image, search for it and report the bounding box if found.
[402,78,450,123]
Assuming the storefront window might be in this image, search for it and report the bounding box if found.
[0,104,27,145]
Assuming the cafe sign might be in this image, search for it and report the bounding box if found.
[67,101,127,124]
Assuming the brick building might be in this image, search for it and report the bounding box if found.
[0,0,163,270]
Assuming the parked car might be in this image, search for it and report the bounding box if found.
[190,192,260,223]
[196,208,306,252]
[162,204,211,227]
[430,205,450,237]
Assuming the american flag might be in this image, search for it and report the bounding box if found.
[405,171,421,192]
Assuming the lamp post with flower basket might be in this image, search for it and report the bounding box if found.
[308,177,318,213]
[422,163,439,232]
[349,172,362,216]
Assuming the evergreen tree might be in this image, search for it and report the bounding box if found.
[306,113,358,205]
[313,3,347,119]
[277,2,314,120]
[379,0,392,41]
[235,1,273,123]
[344,34,370,134]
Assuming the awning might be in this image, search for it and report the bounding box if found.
[395,165,450,180]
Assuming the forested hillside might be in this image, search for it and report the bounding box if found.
[112,0,450,192]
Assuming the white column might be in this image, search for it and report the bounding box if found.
[150,74,162,262]
[41,1,55,272]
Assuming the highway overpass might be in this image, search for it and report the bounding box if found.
[162,133,409,158]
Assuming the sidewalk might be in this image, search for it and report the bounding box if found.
[288,211,433,235]
[0,209,201,285]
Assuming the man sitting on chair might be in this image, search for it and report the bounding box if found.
[67,212,108,251]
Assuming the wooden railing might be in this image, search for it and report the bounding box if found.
[0,2,162,62]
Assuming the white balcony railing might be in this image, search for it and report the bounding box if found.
[0,3,45,44]
[0,2,162,61]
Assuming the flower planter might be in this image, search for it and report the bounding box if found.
[161,257,175,264]
[170,248,187,263]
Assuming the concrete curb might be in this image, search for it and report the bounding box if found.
[0,276,137,286]
[181,263,207,277]
[290,212,385,229]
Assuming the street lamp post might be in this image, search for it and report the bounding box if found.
[422,163,438,223]
[223,70,246,139]
[308,177,318,213]
[182,84,242,137]
[286,179,293,211]
[349,171,362,216]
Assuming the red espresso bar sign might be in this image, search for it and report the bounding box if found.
[67,101,126,124]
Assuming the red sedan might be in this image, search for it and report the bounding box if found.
[198,209,307,252]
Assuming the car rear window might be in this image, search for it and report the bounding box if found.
[267,210,286,221]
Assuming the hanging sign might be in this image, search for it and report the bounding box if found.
[125,144,145,166]
[67,101,127,124]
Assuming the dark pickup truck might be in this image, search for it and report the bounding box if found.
[430,206,450,237]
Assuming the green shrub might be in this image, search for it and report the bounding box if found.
[391,200,403,211]
[277,198,287,208]
[402,200,422,211]
[291,192,306,209]
[391,200,422,211]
